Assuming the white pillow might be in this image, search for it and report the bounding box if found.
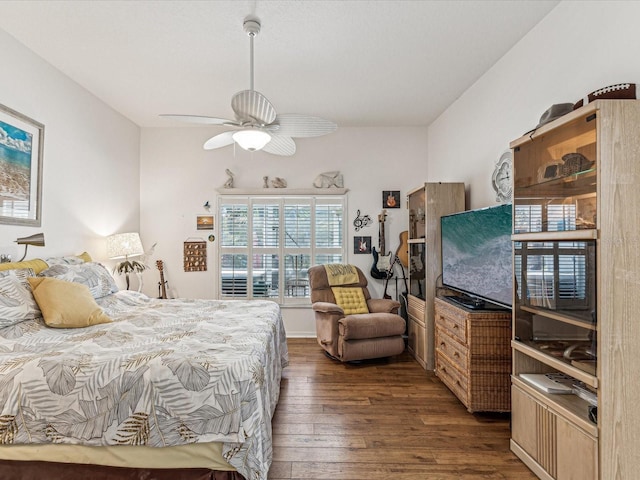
[0,268,36,288]
[0,275,41,328]
[38,262,119,299]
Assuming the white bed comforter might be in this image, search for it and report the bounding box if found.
[0,291,288,480]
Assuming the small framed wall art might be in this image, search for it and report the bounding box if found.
[382,190,400,209]
[354,236,372,254]
[196,215,214,230]
[184,239,207,272]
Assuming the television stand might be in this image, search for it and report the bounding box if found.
[434,297,512,412]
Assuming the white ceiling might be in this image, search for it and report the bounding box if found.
[0,0,558,129]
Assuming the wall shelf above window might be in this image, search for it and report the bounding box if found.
[217,188,349,196]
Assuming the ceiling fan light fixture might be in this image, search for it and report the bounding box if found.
[232,129,271,151]
[160,15,337,156]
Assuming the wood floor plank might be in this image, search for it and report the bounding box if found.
[269,338,537,479]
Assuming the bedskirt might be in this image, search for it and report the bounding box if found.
[0,460,245,480]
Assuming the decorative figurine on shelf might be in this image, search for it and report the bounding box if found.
[263,176,269,188]
[313,171,344,188]
[203,201,211,211]
[223,169,234,188]
[271,177,287,188]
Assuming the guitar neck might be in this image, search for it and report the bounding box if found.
[378,209,387,252]
[156,260,168,299]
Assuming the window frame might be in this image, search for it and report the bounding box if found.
[217,193,347,305]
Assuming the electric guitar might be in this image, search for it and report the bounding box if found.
[156,260,168,299]
[371,209,392,280]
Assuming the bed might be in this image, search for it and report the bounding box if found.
[0,257,288,480]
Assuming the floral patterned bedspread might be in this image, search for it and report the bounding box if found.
[0,291,288,480]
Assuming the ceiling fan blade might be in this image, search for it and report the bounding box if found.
[160,114,240,126]
[270,114,338,138]
[262,135,296,156]
[231,90,277,125]
[203,131,236,150]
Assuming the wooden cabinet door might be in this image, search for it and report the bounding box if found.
[511,386,539,460]
[407,315,425,367]
[556,415,597,480]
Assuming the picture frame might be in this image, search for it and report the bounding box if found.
[382,190,400,209]
[354,236,372,254]
[0,103,44,226]
[196,214,214,230]
[184,240,207,272]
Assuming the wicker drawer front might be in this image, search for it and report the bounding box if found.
[436,353,468,407]
[435,307,467,345]
[436,327,468,374]
[467,319,511,357]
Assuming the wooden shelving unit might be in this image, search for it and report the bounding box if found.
[405,182,464,370]
[509,100,640,480]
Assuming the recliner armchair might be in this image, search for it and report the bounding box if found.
[308,264,406,362]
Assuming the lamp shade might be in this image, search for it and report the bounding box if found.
[16,233,45,247]
[232,129,271,152]
[107,232,144,259]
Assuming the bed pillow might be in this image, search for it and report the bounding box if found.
[0,267,37,288]
[45,251,93,266]
[0,275,41,328]
[38,262,118,299]
[28,277,112,328]
[0,258,49,274]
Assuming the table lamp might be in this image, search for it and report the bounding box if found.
[106,232,145,290]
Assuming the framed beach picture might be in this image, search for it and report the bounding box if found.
[196,214,214,230]
[0,104,44,226]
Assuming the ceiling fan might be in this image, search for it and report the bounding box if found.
[161,16,337,156]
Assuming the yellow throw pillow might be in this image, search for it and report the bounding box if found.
[0,258,49,274]
[28,277,112,328]
[331,287,369,315]
[77,251,92,263]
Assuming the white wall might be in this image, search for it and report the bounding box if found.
[139,126,428,336]
[0,29,140,264]
[140,1,640,337]
[427,1,640,208]
[8,0,637,337]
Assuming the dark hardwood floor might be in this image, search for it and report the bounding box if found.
[269,338,536,480]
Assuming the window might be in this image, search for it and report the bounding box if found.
[218,195,346,304]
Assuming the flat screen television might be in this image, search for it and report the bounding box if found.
[440,204,513,310]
